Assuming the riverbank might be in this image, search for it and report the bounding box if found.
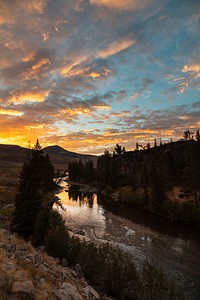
[65,181,200,227]
[56,180,200,300]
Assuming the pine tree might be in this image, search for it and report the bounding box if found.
[195,129,200,142]
[12,140,55,239]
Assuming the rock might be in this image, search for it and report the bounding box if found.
[51,289,68,300]
[61,258,68,267]
[12,280,35,300]
[43,262,51,269]
[37,245,45,252]
[0,228,9,235]
[83,285,100,300]
[26,253,43,265]
[3,243,17,253]
[34,253,43,265]
[74,263,84,279]
[17,245,27,252]
[76,230,85,236]
[52,282,83,300]
[55,257,61,264]
[61,267,77,279]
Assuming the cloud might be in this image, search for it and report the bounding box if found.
[0,0,199,154]
[64,58,113,80]
[90,0,153,11]
[97,38,135,58]
[0,108,23,116]
[130,77,154,99]
[8,90,49,104]
[182,64,200,78]
[0,0,45,24]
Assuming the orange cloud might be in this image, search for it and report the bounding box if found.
[90,0,152,11]
[0,109,23,116]
[9,90,49,104]
[32,58,50,71]
[0,0,45,25]
[182,64,200,78]
[62,108,92,116]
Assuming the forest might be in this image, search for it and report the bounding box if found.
[69,131,200,225]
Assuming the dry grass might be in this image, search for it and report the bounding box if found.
[167,186,193,203]
[0,230,60,299]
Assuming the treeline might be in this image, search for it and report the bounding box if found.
[68,159,96,183]
[96,140,200,224]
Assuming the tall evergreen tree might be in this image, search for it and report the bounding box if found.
[12,140,55,239]
[195,129,200,142]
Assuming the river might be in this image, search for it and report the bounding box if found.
[55,180,200,300]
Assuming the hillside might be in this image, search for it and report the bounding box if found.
[44,145,97,169]
[0,144,97,208]
[0,228,102,300]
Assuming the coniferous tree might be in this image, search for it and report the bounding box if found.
[195,129,200,142]
[12,140,55,239]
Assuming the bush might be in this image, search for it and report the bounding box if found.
[43,210,69,259]
[140,260,184,300]
[167,200,200,225]
[104,185,114,194]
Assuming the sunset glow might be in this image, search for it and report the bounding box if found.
[0,0,199,154]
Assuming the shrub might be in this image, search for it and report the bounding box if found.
[43,210,69,259]
[140,260,184,300]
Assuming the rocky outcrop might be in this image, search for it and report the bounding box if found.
[0,228,103,300]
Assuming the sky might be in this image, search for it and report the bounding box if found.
[0,0,200,155]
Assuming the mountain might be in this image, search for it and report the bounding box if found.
[0,144,28,163]
[43,145,97,169]
[0,144,97,171]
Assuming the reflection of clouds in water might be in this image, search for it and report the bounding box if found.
[55,184,106,230]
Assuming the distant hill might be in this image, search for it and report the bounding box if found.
[0,144,28,163]
[0,144,97,172]
[43,145,97,169]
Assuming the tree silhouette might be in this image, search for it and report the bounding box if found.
[195,129,200,142]
[114,144,124,155]
[12,140,55,239]
[183,129,194,140]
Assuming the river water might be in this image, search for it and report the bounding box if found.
[55,181,200,300]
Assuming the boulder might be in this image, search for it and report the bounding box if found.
[74,264,84,278]
[61,258,68,267]
[26,253,43,265]
[12,280,35,300]
[52,282,83,300]
[83,285,100,300]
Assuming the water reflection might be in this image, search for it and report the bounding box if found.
[55,183,106,233]
[68,186,95,208]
